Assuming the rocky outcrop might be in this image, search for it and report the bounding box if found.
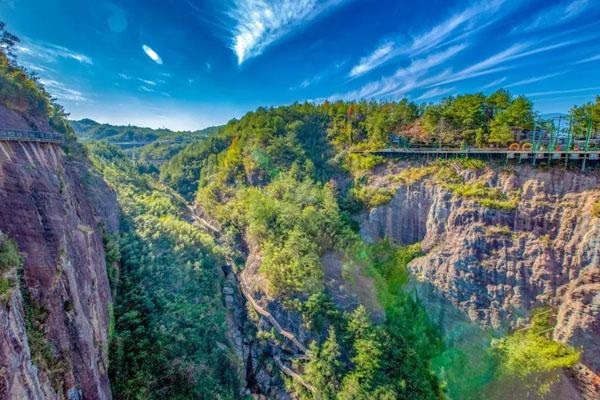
[0,132,118,399]
[361,162,600,397]
[223,241,311,400]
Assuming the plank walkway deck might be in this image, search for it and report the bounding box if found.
[0,129,64,144]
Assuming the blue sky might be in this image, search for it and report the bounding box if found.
[1,0,599,130]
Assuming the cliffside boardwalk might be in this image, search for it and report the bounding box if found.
[0,129,64,144]
[360,147,600,171]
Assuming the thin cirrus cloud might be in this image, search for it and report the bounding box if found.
[333,35,582,102]
[482,76,507,89]
[526,85,600,97]
[16,40,92,65]
[513,0,593,33]
[348,0,505,78]
[39,79,88,102]
[504,71,570,88]
[573,53,600,64]
[416,86,456,101]
[226,0,350,65]
[142,44,163,64]
[333,44,466,100]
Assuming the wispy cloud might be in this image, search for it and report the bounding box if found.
[40,79,88,102]
[16,40,92,65]
[333,35,581,101]
[482,76,507,89]
[349,41,395,78]
[526,85,600,97]
[291,59,347,90]
[416,86,456,101]
[138,85,155,93]
[573,53,600,64]
[137,78,157,86]
[348,0,505,78]
[514,0,593,33]
[226,0,349,65]
[291,75,324,90]
[504,71,570,88]
[333,45,466,100]
[142,44,163,64]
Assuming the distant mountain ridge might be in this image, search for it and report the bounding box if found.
[70,118,222,163]
[70,118,220,144]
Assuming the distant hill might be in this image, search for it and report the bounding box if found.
[70,118,222,163]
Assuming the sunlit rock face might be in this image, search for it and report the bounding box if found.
[361,162,600,398]
[0,108,119,400]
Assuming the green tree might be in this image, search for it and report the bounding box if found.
[304,327,344,399]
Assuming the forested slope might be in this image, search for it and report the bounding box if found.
[86,142,241,399]
[159,94,598,399]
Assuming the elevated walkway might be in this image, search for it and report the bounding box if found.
[357,147,600,170]
[0,129,64,144]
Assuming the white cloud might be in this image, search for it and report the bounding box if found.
[573,53,600,64]
[332,34,582,102]
[526,85,600,97]
[348,0,505,78]
[504,71,570,88]
[416,86,456,101]
[514,0,593,33]
[227,0,349,65]
[142,44,163,64]
[291,75,323,90]
[138,85,156,93]
[16,41,92,65]
[349,41,395,78]
[332,45,466,100]
[482,76,507,89]
[40,79,88,102]
[137,78,157,86]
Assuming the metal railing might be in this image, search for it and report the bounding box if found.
[0,129,64,144]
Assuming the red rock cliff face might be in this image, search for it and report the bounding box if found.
[360,163,600,398]
[0,134,118,399]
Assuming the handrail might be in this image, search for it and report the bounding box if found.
[0,129,64,144]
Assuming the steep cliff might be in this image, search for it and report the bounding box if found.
[360,160,600,398]
[0,109,118,399]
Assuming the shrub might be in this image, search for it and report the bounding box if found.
[493,308,580,396]
[0,237,21,273]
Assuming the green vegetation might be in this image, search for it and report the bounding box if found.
[20,268,69,394]
[493,308,580,396]
[72,118,221,164]
[350,185,397,209]
[87,142,239,399]
[159,102,444,399]
[0,235,20,303]
[0,23,73,137]
[235,171,346,298]
[396,159,519,210]
[0,235,21,272]
[296,243,441,400]
[570,96,600,137]
[592,200,600,218]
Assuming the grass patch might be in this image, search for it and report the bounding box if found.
[444,181,519,211]
[0,237,21,273]
[395,159,519,210]
[485,224,512,236]
[592,201,600,218]
[0,277,13,304]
